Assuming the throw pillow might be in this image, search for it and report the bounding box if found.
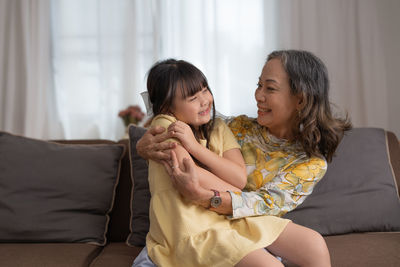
[284,128,400,235]
[0,132,124,245]
[126,125,150,246]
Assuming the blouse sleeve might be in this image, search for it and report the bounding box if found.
[228,157,327,219]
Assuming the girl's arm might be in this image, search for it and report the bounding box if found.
[171,143,241,192]
[168,120,247,189]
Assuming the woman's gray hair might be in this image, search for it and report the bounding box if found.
[266,50,351,162]
[267,50,329,102]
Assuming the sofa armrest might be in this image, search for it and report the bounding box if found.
[387,131,400,197]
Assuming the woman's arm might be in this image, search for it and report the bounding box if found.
[163,151,234,215]
[225,157,328,219]
[165,151,327,218]
[168,120,247,189]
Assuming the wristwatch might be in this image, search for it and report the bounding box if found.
[210,189,222,208]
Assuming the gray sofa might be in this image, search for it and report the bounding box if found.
[0,127,399,267]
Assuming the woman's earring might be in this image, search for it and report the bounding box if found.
[297,109,304,132]
[299,123,304,132]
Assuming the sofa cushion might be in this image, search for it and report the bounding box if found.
[89,242,142,267]
[126,125,150,246]
[323,232,400,267]
[0,243,102,267]
[284,232,400,267]
[53,139,133,243]
[0,132,124,245]
[284,128,400,235]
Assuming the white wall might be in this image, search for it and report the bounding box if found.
[376,0,400,138]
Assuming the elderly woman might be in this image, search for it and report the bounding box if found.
[134,50,351,267]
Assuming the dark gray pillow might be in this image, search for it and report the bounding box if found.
[0,132,124,245]
[284,128,400,235]
[126,125,150,246]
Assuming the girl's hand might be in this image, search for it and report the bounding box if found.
[168,121,199,154]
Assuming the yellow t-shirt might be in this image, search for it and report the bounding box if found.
[146,114,290,267]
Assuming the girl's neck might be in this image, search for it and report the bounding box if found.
[193,127,204,139]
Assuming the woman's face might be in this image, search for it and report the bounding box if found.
[255,58,302,139]
[170,87,213,128]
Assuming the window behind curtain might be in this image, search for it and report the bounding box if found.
[51,0,277,139]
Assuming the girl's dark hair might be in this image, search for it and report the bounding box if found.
[267,50,352,162]
[147,59,216,148]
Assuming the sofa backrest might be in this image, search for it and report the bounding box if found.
[55,130,400,243]
[108,139,132,242]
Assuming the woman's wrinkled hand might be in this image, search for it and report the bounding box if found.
[136,126,177,162]
[167,121,200,154]
[162,150,209,206]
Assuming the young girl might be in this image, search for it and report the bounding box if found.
[143,59,292,267]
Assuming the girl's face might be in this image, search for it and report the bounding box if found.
[170,87,213,128]
[255,58,302,139]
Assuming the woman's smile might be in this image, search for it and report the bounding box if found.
[257,106,272,115]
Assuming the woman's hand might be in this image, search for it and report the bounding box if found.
[162,150,212,208]
[168,121,200,154]
[136,126,176,162]
[163,150,234,215]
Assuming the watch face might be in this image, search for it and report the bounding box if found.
[211,196,222,207]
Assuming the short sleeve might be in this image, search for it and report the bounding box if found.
[150,114,181,145]
[219,118,241,152]
[209,118,241,155]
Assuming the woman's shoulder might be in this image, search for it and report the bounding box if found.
[282,154,328,182]
[227,115,258,128]
[290,154,327,172]
[226,115,260,139]
[150,114,177,128]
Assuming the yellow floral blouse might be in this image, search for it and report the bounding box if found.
[227,115,327,219]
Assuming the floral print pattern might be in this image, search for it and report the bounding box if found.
[226,115,327,219]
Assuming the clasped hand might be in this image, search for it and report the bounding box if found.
[167,121,200,154]
[136,125,208,205]
[162,150,204,203]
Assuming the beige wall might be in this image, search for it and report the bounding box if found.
[376,0,400,138]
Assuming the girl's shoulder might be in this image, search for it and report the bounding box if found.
[212,117,238,136]
[212,117,228,128]
[150,114,177,128]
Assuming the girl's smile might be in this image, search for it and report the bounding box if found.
[199,106,211,116]
[171,87,214,127]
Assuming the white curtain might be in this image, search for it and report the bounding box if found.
[0,0,62,139]
[51,0,156,140]
[277,0,389,130]
[154,0,277,118]
[1,0,394,139]
[51,0,276,140]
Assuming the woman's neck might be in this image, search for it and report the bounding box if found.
[268,127,294,141]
